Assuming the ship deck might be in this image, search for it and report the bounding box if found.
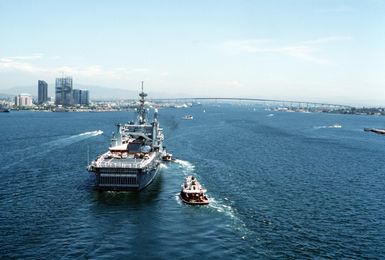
[93,151,157,169]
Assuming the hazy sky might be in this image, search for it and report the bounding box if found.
[1,0,384,105]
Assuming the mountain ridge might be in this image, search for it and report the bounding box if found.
[0,84,190,100]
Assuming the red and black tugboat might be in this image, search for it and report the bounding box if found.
[180,175,209,205]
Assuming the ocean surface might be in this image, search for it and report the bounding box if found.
[1,105,385,259]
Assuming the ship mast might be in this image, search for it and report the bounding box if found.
[137,81,147,124]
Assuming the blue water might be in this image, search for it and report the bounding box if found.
[1,105,385,259]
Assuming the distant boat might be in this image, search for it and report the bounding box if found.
[182,115,193,120]
[364,128,385,135]
[0,108,10,113]
[331,124,342,128]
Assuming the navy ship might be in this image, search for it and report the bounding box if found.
[0,105,10,112]
[88,83,165,191]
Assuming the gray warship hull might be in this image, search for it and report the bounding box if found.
[88,84,166,191]
[92,153,161,191]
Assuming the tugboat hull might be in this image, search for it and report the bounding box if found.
[180,193,209,205]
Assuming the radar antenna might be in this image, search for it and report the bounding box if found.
[137,81,147,124]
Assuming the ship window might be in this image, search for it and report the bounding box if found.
[128,143,141,153]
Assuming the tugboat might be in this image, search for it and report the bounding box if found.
[180,175,209,205]
[87,82,167,191]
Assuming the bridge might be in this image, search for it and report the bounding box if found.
[146,97,352,109]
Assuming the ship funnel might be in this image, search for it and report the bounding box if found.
[116,124,122,145]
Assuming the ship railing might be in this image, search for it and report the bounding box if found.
[96,161,146,168]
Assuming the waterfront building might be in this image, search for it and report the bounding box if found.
[38,80,48,104]
[73,89,80,105]
[15,93,33,107]
[73,89,89,105]
[80,89,89,105]
[55,77,73,106]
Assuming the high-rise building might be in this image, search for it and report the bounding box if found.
[38,80,48,104]
[72,89,80,105]
[80,89,89,105]
[15,93,33,107]
[73,89,89,105]
[55,77,73,106]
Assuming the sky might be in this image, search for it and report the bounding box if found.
[0,0,384,105]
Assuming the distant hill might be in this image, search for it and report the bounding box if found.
[74,84,190,100]
[1,86,37,97]
[0,93,14,100]
[0,84,189,100]
[76,85,139,100]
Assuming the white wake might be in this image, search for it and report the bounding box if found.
[174,159,195,175]
[44,130,103,147]
[0,130,103,170]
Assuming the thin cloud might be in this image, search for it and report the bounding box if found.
[7,53,44,60]
[315,6,355,13]
[224,80,243,88]
[0,59,43,73]
[114,67,150,74]
[0,57,151,81]
[221,36,352,64]
[222,39,272,53]
[301,36,352,45]
[222,39,320,63]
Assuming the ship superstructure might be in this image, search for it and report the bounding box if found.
[88,83,165,191]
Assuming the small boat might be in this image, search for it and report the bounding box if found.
[182,115,193,120]
[180,175,209,205]
[332,124,342,128]
[364,128,385,135]
[162,152,173,161]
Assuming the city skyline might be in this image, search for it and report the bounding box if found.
[38,80,48,104]
[1,0,385,106]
